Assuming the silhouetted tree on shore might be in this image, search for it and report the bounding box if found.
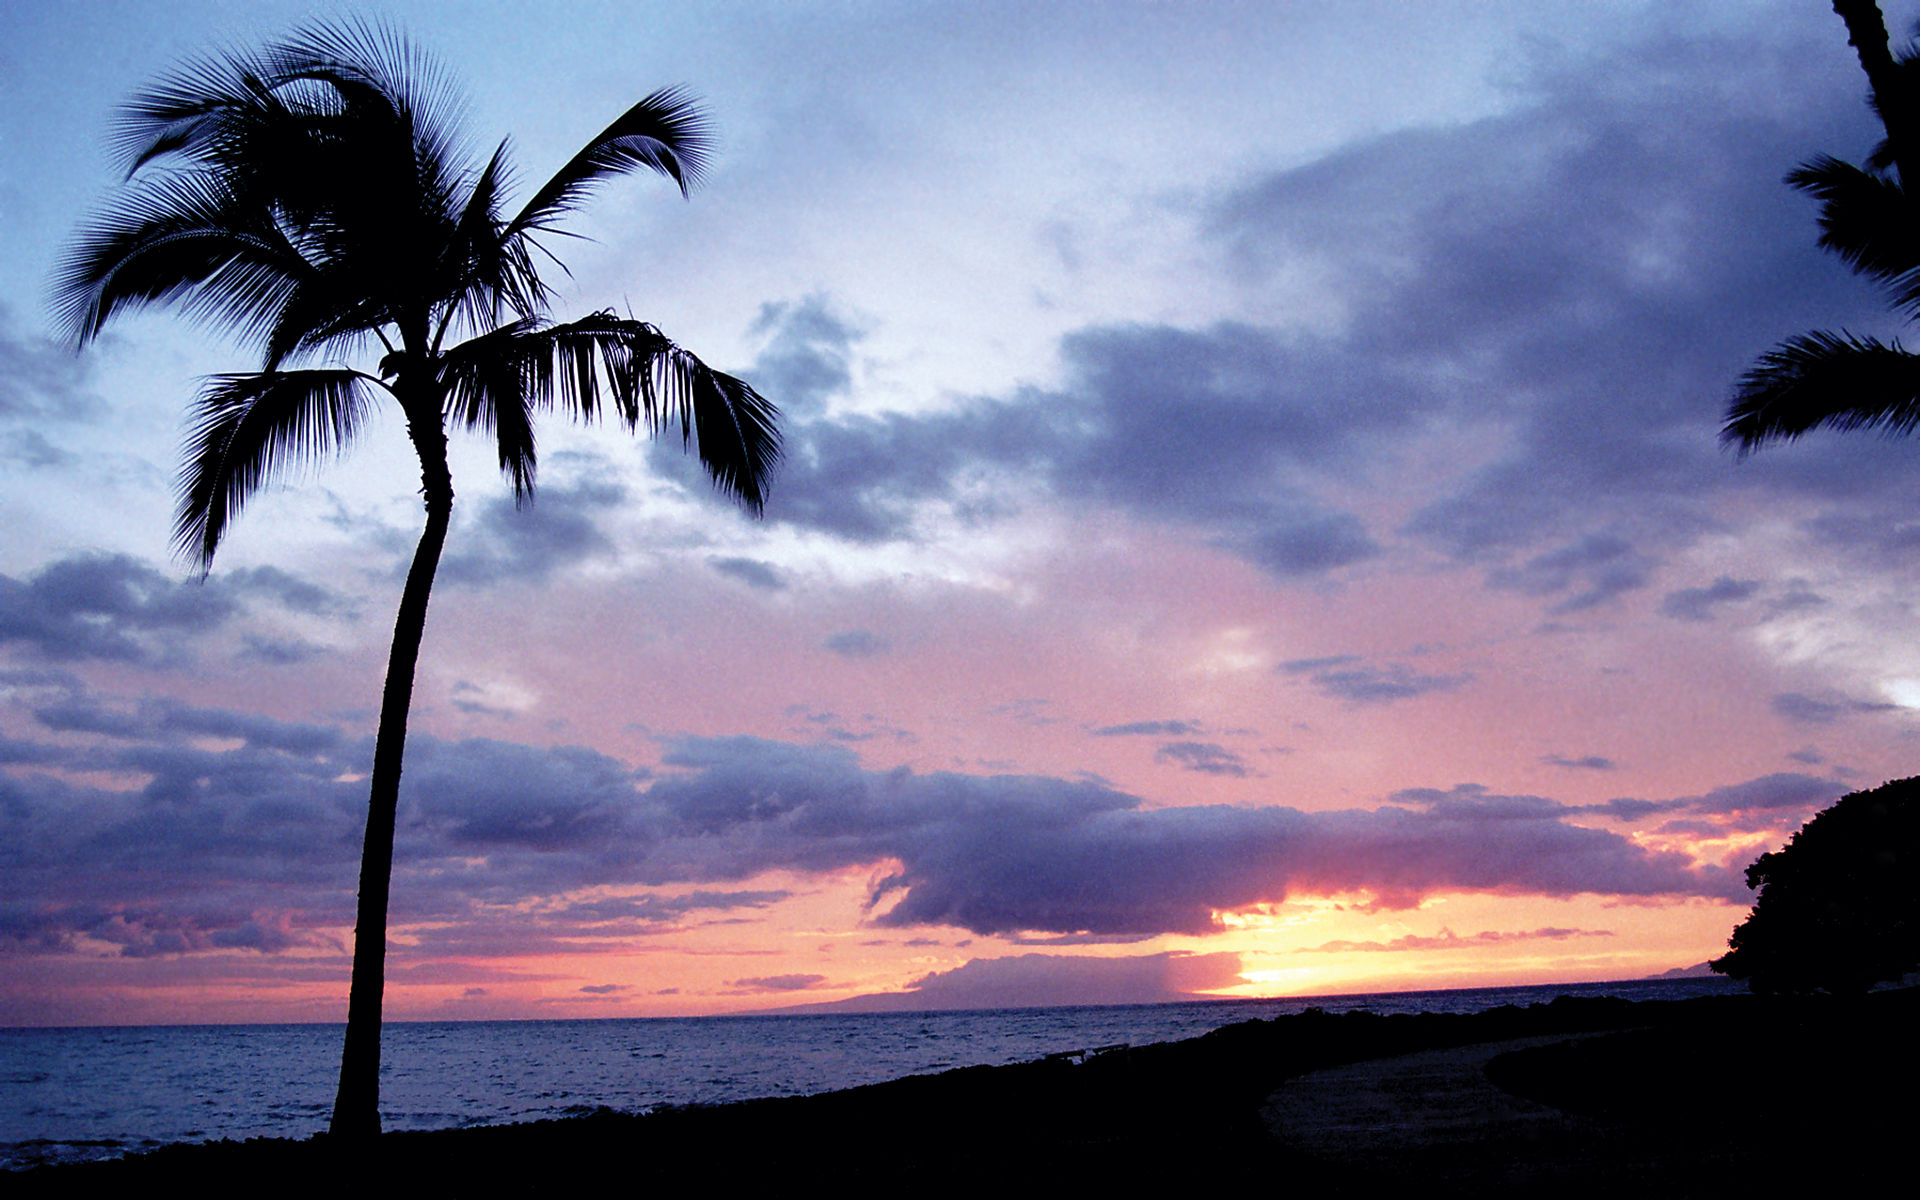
[57,20,778,1139]
[1712,776,1920,993]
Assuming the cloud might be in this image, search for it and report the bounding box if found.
[710,556,786,591]
[0,704,1773,961]
[1092,720,1204,737]
[1770,692,1900,726]
[1298,926,1614,953]
[1485,533,1654,614]
[1573,772,1840,832]
[237,634,328,664]
[0,553,346,669]
[731,973,828,993]
[0,302,96,425]
[1543,754,1618,771]
[1153,741,1253,777]
[527,17,1920,614]
[224,565,352,617]
[439,473,627,586]
[822,630,889,658]
[651,739,1740,934]
[893,950,1245,1009]
[1278,655,1471,706]
[0,554,235,664]
[29,690,342,757]
[743,296,859,419]
[1661,576,1760,622]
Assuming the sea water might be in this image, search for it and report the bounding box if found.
[0,976,1742,1171]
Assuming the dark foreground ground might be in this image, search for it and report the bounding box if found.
[12,987,1916,1195]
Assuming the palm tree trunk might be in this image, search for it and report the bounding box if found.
[1832,2,1920,188]
[329,410,454,1140]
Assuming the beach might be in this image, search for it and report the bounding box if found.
[11,986,1912,1194]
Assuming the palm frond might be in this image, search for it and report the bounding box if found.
[1789,155,1920,312]
[434,139,547,341]
[444,313,780,511]
[54,170,313,349]
[111,39,287,176]
[1725,330,1920,454]
[176,369,382,569]
[507,87,712,241]
[438,319,540,499]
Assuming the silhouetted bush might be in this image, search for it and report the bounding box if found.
[1712,776,1920,994]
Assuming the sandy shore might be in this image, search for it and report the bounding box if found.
[11,987,1914,1194]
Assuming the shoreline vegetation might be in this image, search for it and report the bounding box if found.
[12,986,1914,1194]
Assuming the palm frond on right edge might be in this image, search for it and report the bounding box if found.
[1788,155,1920,314]
[177,369,380,570]
[1725,330,1920,455]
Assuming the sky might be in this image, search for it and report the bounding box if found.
[4,0,1920,1026]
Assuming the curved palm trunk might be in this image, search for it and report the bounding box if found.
[330,408,454,1140]
[1833,2,1920,188]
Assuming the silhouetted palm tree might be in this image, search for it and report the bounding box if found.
[55,21,779,1139]
[1726,4,1920,450]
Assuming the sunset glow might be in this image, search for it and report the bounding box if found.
[6,0,1920,1026]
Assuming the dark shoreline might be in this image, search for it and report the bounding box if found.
[11,986,1915,1194]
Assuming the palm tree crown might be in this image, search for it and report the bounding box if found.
[55,19,779,1140]
[57,20,778,555]
[1725,44,1920,451]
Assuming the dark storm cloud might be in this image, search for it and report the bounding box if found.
[1278,655,1471,706]
[1661,576,1761,622]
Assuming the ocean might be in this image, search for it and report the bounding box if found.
[0,975,1742,1172]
